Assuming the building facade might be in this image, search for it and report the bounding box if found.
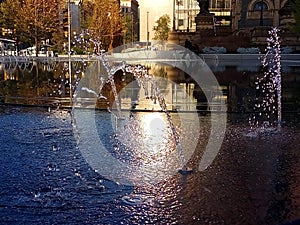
[174,0,199,32]
[168,0,297,50]
[174,0,232,32]
[231,0,289,32]
[174,0,292,32]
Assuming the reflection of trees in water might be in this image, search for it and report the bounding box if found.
[1,59,300,112]
[149,64,168,85]
[0,59,89,104]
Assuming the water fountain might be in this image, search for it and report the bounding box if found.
[249,27,282,133]
[72,41,227,186]
[73,51,193,186]
[2,36,300,224]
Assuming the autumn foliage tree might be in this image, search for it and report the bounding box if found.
[123,13,138,45]
[0,0,21,40]
[0,0,65,55]
[0,0,125,54]
[81,0,124,51]
[16,0,64,55]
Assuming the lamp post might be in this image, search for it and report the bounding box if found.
[146,11,149,50]
[173,0,176,31]
[67,0,72,103]
[34,0,38,57]
[187,0,190,32]
[259,0,264,26]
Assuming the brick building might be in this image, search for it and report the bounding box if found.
[169,0,297,51]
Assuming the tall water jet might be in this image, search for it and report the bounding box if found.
[250,27,282,130]
[263,27,282,127]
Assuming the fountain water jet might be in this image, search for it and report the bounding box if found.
[249,27,282,132]
[74,49,192,176]
[72,41,226,186]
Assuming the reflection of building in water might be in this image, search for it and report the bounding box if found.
[193,83,208,112]
[147,64,300,113]
[0,38,17,56]
[117,64,229,112]
[115,65,199,111]
[0,59,299,112]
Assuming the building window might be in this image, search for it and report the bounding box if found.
[224,0,231,8]
[175,0,199,31]
[210,0,231,9]
[247,0,273,20]
[178,19,184,26]
[253,1,268,11]
[209,0,231,26]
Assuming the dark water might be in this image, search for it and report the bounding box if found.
[1,106,300,225]
[1,55,300,224]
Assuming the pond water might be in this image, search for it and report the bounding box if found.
[0,55,300,113]
[1,107,300,224]
[0,55,300,225]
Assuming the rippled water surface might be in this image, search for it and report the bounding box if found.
[1,106,300,225]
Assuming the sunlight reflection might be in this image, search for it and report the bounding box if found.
[113,112,179,170]
[141,113,169,150]
[132,112,176,164]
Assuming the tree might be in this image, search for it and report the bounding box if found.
[123,14,132,45]
[15,0,63,56]
[0,0,64,55]
[0,0,21,39]
[153,14,171,41]
[81,0,124,51]
[123,13,138,45]
[0,0,125,54]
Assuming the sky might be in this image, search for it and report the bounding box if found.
[137,0,173,41]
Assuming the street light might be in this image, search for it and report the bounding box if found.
[147,11,149,50]
[259,0,264,26]
[67,0,72,102]
[173,0,176,31]
[187,0,190,32]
